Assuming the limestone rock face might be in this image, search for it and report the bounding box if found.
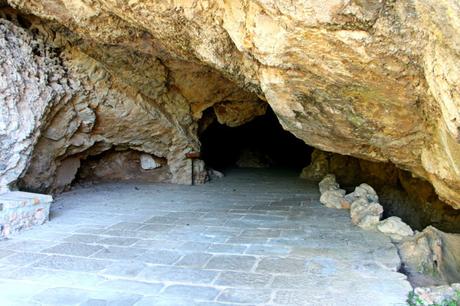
[17,45,201,192]
[214,100,267,128]
[0,19,74,193]
[399,226,460,286]
[1,0,460,208]
[78,150,169,183]
[0,10,213,192]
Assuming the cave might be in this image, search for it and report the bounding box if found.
[199,108,460,234]
[199,108,314,173]
[1,1,460,303]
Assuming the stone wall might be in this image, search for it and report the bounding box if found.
[0,191,52,238]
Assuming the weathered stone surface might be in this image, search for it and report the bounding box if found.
[346,183,379,204]
[214,100,267,128]
[319,189,348,209]
[0,191,52,238]
[318,174,340,194]
[399,226,460,286]
[0,12,212,192]
[0,1,460,208]
[350,198,383,230]
[139,154,161,170]
[77,150,170,184]
[300,150,330,181]
[25,46,204,190]
[302,149,460,233]
[377,216,414,242]
[0,18,74,193]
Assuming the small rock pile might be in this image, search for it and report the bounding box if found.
[317,174,460,299]
[318,174,413,237]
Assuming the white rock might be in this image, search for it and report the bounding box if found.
[350,198,383,230]
[320,189,348,209]
[377,216,414,242]
[318,174,340,194]
[140,153,160,170]
[357,183,377,197]
[358,214,382,230]
[346,183,379,203]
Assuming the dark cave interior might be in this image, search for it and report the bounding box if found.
[200,108,314,172]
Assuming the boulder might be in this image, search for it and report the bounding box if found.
[318,174,340,194]
[398,226,460,286]
[377,216,414,242]
[350,198,383,230]
[140,154,161,170]
[345,183,379,204]
[319,189,348,209]
[300,150,330,181]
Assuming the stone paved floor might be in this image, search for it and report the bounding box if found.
[0,169,412,306]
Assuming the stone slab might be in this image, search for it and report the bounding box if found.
[0,169,411,305]
[0,191,52,238]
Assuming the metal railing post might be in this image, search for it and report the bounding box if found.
[185,151,201,186]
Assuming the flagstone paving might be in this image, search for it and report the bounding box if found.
[0,169,412,305]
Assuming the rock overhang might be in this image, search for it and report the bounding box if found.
[0,0,459,208]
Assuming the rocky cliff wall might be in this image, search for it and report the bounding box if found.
[1,1,459,208]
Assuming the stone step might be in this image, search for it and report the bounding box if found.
[0,191,53,238]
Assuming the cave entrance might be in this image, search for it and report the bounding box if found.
[199,108,314,173]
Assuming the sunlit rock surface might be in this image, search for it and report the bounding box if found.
[0,1,459,208]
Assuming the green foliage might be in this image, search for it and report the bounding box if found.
[408,291,425,306]
[407,290,460,306]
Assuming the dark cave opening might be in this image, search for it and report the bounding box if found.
[199,108,314,173]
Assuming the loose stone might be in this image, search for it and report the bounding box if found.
[377,216,414,242]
